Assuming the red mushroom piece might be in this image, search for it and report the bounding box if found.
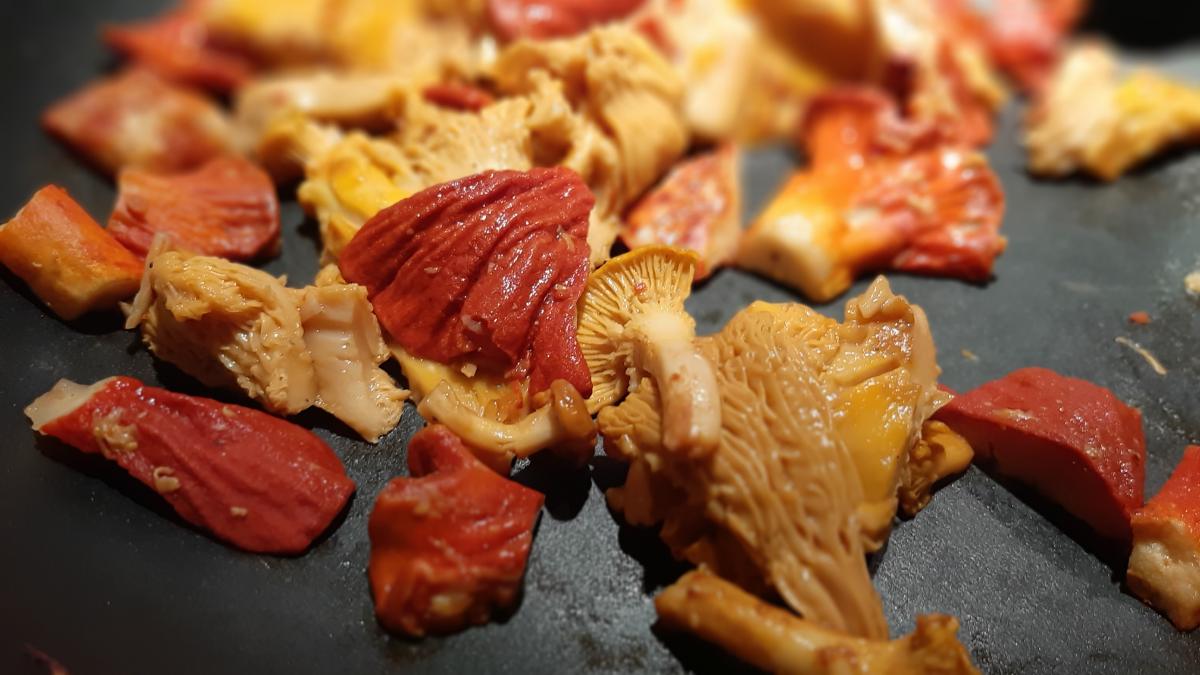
[109,155,280,260]
[368,425,544,636]
[26,377,355,554]
[488,0,647,42]
[983,0,1086,93]
[738,88,1006,301]
[934,367,1146,547]
[1128,446,1200,631]
[422,82,495,113]
[42,68,233,175]
[339,167,594,398]
[622,144,741,280]
[0,185,143,320]
[804,88,1007,282]
[103,0,255,92]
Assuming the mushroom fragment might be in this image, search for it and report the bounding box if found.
[125,240,406,442]
[417,379,596,472]
[656,570,980,675]
[737,88,1006,302]
[576,245,720,456]
[368,425,543,637]
[1025,42,1200,181]
[298,278,410,444]
[103,2,255,92]
[492,26,689,263]
[42,68,233,176]
[126,240,319,415]
[109,155,281,261]
[1128,445,1200,631]
[898,420,975,517]
[339,167,594,399]
[0,186,143,320]
[621,144,742,279]
[26,376,355,554]
[602,307,888,637]
[393,345,597,472]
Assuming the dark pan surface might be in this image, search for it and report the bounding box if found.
[1,2,1198,673]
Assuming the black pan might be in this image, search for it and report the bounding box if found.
[1,1,1198,673]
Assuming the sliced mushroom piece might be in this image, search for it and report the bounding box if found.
[391,345,527,422]
[417,379,596,473]
[298,280,409,444]
[392,345,595,471]
[576,245,720,456]
[125,238,319,416]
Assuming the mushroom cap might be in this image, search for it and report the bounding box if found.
[575,245,698,412]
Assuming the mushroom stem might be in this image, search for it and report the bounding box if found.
[418,380,597,472]
[656,570,979,675]
[627,311,721,457]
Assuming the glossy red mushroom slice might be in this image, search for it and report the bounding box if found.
[42,68,232,175]
[103,1,254,92]
[622,145,741,280]
[109,155,280,260]
[1128,446,1200,630]
[935,367,1146,546]
[368,425,544,636]
[339,167,594,398]
[26,377,355,554]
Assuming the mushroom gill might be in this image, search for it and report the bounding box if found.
[600,307,887,639]
[576,245,720,456]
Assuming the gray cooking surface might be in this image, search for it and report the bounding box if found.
[0,1,1198,673]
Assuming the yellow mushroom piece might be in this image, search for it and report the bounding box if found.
[741,277,952,550]
[392,345,596,472]
[417,379,596,473]
[898,420,975,518]
[576,246,720,457]
[656,569,980,675]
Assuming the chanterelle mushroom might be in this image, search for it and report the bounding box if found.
[1024,42,1200,181]
[744,277,955,548]
[417,378,596,473]
[391,345,595,473]
[125,239,318,415]
[601,277,966,636]
[601,307,887,638]
[491,26,689,264]
[576,245,720,456]
[656,570,979,675]
[126,240,406,442]
[298,270,409,443]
